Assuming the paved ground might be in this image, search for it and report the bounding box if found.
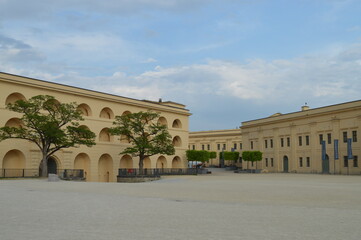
[1,169,361,240]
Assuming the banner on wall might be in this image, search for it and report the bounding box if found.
[334,139,339,160]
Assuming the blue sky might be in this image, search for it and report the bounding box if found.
[1,0,361,131]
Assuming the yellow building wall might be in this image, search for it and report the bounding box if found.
[0,72,190,182]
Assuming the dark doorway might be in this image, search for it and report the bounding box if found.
[39,157,58,177]
[283,156,289,173]
[322,154,330,174]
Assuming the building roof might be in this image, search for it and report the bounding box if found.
[241,99,361,128]
[0,72,190,115]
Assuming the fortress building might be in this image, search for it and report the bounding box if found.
[0,72,190,182]
[190,102,361,175]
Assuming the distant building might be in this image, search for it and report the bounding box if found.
[190,101,361,174]
[0,72,190,182]
[189,129,242,166]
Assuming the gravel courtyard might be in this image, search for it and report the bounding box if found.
[1,169,361,240]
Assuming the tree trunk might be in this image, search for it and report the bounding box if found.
[139,155,144,175]
[41,154,48,177]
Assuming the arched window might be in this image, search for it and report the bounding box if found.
[99,107,114,119]
[172,119,182,129]
[158,117,168,128]
[172,136,182,147]
[99,128,112,142]
[5,93,26,105]
[77,103,92,116]
[5,118,23,128]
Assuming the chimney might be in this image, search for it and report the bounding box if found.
[302,105,310,111]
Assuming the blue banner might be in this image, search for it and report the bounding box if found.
[321,140,326,161]
[334,139,339,160]
[347,138,353,159]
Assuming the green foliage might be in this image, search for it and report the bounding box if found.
[186,150,210,162]
[242,151,263,162]
[0,95,96,176]
[209,151,217,159]
[223,151,240,161]
[109,111,175,171]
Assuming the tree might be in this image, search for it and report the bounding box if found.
[209,151,217,165]
[186,150,210,167]
[224,151,240,163]
[109,111,175,174]
[0,95,96,177]
[242,151,263,170]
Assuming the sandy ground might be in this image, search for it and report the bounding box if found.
[1,169,361,240]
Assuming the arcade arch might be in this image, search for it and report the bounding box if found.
[98,154,113,182]
[172,136,182,147]
[100,107,114,119]
[77,103,92,116]
[120,155,133,168]
[5,93,26,105]
[74,153,91,181]
[156,156,167,169]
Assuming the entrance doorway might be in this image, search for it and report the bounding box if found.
[322,154,330,174]
[39,157,58,177]
[283,156,289,173]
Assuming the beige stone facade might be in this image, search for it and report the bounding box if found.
[242,102,361,174]
[0,72,190,182]
[190,101,361,175]
[189,129,242,166]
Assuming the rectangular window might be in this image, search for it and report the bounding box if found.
[343,132,348,143]
[299,157,303,167]
[207,144,210,151]
[265,139,268,148]
[319,134,323,144]
[234,143,237,150]
[306,157,310,167]
[327,133,332,144]
[223,144,226,150]
[271,158,274,167]
[270,139,273,148]
[298,136,302,146]
[287,137,290,147]
[281,138,284,147]
[240,143,242,150]
[265,158,268,167]
[352,131,357,142]
[202,145,204,150]
[306,135,310,146]
[251,141,253,149]
[353,156,358,167]
[344,156,349,167]
[192,145,195,150]
[217,144,220,150]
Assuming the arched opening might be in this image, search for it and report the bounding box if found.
[5,118,23,128]
[156,156,167,169]
[172,136,182,147]
[5,93,26,105]
[120,155,133,169]
[172,119,182,129]
[74,153,91,181]
[143,157,151,169]
[99,128,112,142]
[2,150,26,177]
[99,107,114,119]
[122,111,132,116]
[158,117,168,128]
[119,134,131,144]
[38,156,58,177]
[77,103,92,116]
[172,156,182,168]
[283,156,289,173]
[98,154,113,182]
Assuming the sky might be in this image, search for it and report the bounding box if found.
[1,0,361,131]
